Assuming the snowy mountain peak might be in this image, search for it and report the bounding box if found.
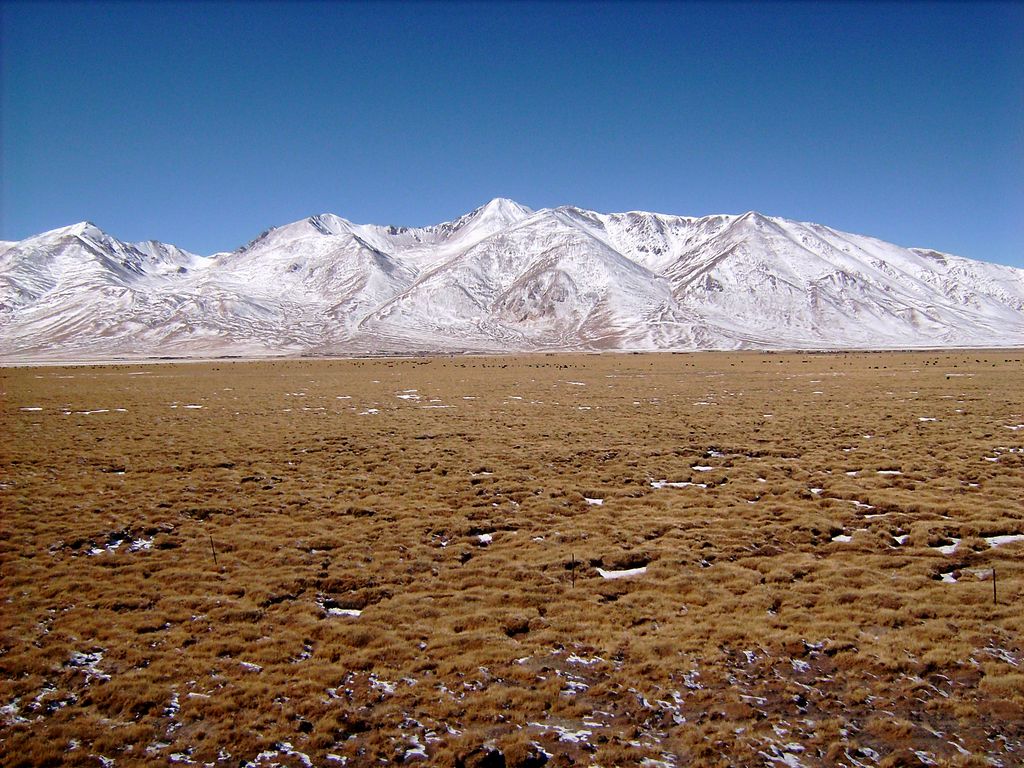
[233,213,353,254]
[306,213,353,236]
[38,221,106,242]
[735,211,775,227]
[436,198,532,234]
[477,197,533,218]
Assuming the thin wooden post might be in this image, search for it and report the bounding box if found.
[992,567,997,605]
[571,552,576,588]
[209,534,219,567]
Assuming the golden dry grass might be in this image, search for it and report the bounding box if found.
[1,351,1023,767]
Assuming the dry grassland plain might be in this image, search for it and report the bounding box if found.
[2,351,1023,768]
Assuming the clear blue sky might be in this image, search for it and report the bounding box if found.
[2,1,1022,266]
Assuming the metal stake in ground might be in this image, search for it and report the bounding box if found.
[210,534,219,567]
[993,567,997,605]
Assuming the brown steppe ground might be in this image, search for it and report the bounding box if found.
[2,351,1023,768]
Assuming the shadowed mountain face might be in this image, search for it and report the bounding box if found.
[3,199,1023,359]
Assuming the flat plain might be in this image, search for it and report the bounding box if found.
[1,351,1023,767]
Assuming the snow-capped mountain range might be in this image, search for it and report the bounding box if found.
[3,198,1023,360]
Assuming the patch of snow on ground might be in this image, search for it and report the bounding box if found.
[682,669,702,689]
[651,480,707,489]
[985,534,1024,548]
[403,734,428,760]
[843,747,880,767]
[164,692,180,718]
[566,653,604,666]
[981,646,1020,666]
[369,675,398,696]
[68,650,110,681]
[477,533,493,544]
[877,469,902,476]
[561,677,590,695]
[759,742,807,767]
[596,566,647,579]
[316,595,361,617]
[831,534,852,543]
[0,698,28,725]
[935,539,962,555]
[244,742,313,768]
[527,722,592,743]
[584,497,604,505]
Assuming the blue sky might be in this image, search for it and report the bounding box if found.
[2,1,1022,266]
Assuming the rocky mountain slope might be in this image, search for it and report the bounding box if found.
[2,199,1023,359]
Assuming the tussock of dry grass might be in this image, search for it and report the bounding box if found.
[1,351,1023,766]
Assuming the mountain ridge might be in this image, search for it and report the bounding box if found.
[2,200,1023,360]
